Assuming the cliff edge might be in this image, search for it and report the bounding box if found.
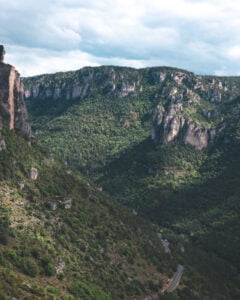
[0,45,31,141]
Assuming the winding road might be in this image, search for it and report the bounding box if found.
[144,264,184,300]
[144,234,184,299]
[165,264,185,293]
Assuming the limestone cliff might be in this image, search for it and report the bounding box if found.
[150,69,234,149]
[0,46,31,140]
[24,66,240,150]
[152,103,225,149]
[24,66,142,101]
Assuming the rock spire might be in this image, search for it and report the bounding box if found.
[0,45,31,140]
[0,45,5,63]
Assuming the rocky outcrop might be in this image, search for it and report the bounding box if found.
[30,167,38,180]
[0,45,5,63]
[149,69,234,149]
[0,46,31,140]
[24,65,240,150]
[0,138,6,151]
[152,103,225,150]
[23,67,142,101]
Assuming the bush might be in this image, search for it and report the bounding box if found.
[31,248,41,259]
[46,286,61,296]
[68,279,112,300]
[41,256,56,276]
[22,259,38,277]
[0,232,8,245]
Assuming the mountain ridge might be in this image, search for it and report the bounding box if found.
[0,46,191,299]
[23,64,240,299]
[23,64,240,170]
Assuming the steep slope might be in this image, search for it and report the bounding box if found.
[1,129,184,300]
[24,66,240,173]
[24,65,240,299]
[0,47,187,300]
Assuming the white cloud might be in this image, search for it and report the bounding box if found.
[227,45,240,59]
[2,0,240,75]
[5,45,148,76]
[5,46,99,76]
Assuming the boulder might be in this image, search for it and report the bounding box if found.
[30,167,38,180]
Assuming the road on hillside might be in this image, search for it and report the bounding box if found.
[165,264,184,293]
[145,264,184,299]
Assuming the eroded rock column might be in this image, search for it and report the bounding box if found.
[0,45,31,140]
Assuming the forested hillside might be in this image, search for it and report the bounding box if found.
[24,65,240,299]
[0,56,194,299]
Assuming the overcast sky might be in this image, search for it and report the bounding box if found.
[2,0,240,76]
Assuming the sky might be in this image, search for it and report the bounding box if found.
[2,0,240,76]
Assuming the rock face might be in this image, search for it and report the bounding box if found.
[23,66,142,101]
[0,45,31,140]
[152,103,223,150]
[0,45,5,63]
[150,69,234,149]
[24,65,240,150]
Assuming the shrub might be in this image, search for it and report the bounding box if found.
[22,259,38,277]
[41,256,56,276]
[68,279,112,300]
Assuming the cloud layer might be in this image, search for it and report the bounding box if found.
[2,0,240,76]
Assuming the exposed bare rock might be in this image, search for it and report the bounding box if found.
[132,209,138,216]
[23,67,142,101]
[153,104,185,145]
[208,87,222,102]
[56,260,65,274]
[24,65,240,150]
[0,138,6,151]
[61,198,72,209]
[30,167,38,180]
[157,233,171,254]
[18,182,25,190]
[172,72,186,84]
[152,103,223,150]
[178,243,185,253]
[49,201,57,210]
[0,45,31,140]
[183,123,209,149]
[0,45,5,63]
[151,71,167,84]
[149,68,234,149]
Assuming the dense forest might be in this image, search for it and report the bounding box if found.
[23,66,240,299]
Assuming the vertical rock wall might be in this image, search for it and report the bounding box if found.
[0,46,31,140]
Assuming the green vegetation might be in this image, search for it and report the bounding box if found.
[69,279,112,300]
[0,127,184,299]
[27,92,160,174]
[24,66,240,298]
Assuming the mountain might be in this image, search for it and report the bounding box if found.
[23,66,240,170]
[0,47,195,300]
[24,65,240,299]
